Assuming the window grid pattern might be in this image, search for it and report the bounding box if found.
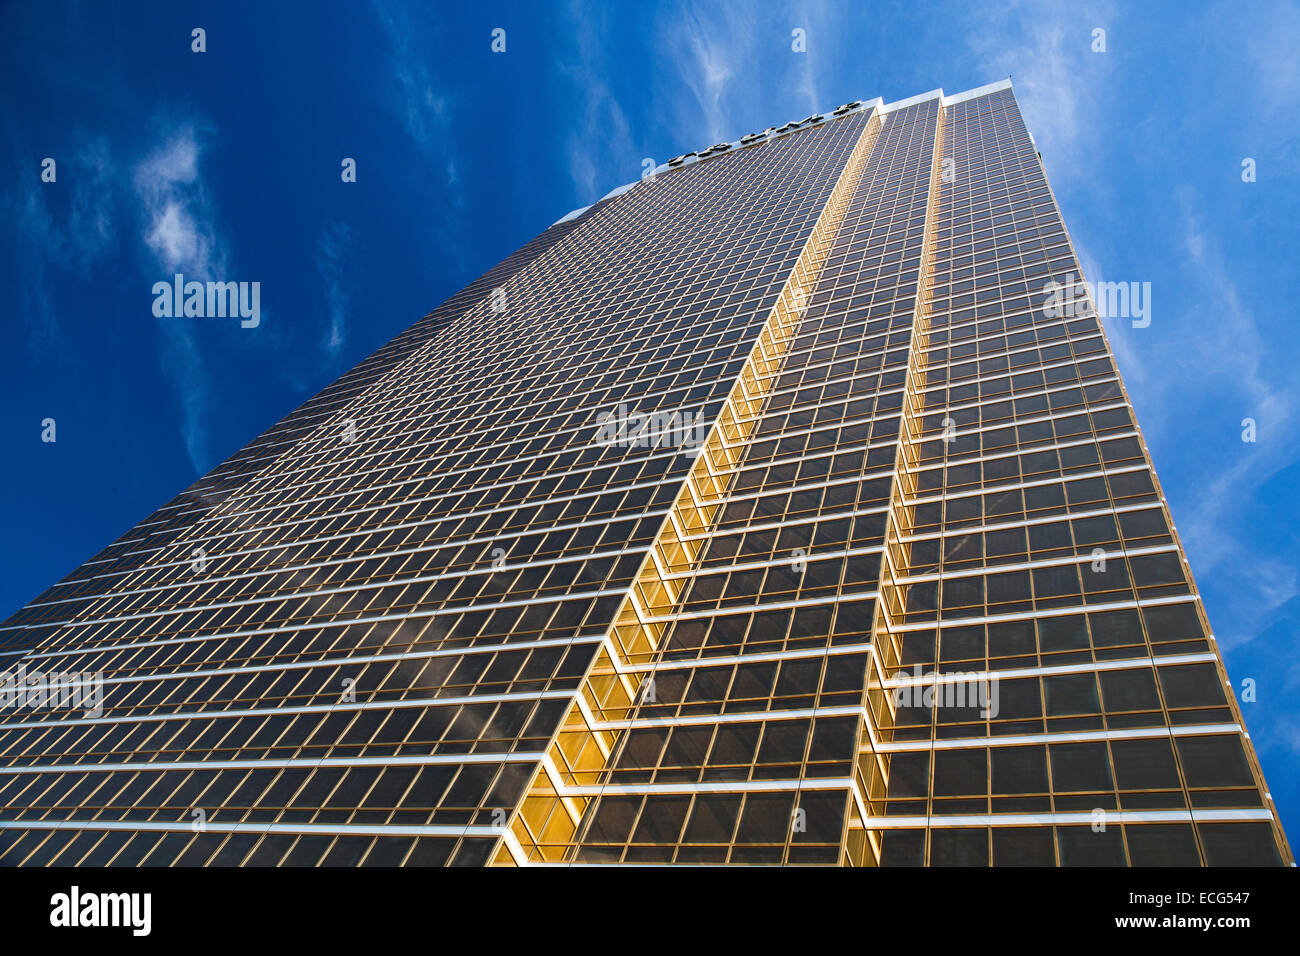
[0,109,873,867]
[565,98,941,866]
[0,85,1287,868]
[866,89,1287,867]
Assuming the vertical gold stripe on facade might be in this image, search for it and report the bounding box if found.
[492,108,884,865]
[851,102,946,867]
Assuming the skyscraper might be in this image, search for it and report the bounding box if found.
[0,80,1288,867]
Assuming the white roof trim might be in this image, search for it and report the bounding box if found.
[611,98,886,193]
[551,204,593,227]
[549,80,1014,226]
[880,78,1015,113]
[880,88,944,113]
[943,77,1014,105]
[598,180,636,203]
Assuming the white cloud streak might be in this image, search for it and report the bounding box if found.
[562,0,636,201]
[3,137,119,351]
[133,125,227,280]
[315,222,355,360]
[666,4,745,146]
[964,0,1114,186]
[373,2,462,209]
[132,123,229,475]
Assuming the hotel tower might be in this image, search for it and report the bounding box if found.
[0,80,1289,866]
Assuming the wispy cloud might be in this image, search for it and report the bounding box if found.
[314,222,355,361]
[132,122,229,474]
[1162,189,1300,568]
[1240,0,1300,120]
[371,1,465,278]
[1105,188,1300,653]
[2,136,119,351]
[154,319,218,478]
[562,0,636,201]
[964,0,1115,185]
[133,124,227,280]
[964,2,1298,677]
[1,107,234,478]
[789,1,825,112]
[663,4,748,146]
[652,1,830,159]
[372,2,462,208]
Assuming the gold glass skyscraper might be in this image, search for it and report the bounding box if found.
[0,80,1288,867]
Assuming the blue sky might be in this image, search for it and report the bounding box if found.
[2,0,1298,837]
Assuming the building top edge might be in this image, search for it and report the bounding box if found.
[550,79,1013,228]
[942,77,1014,105]
[879,88,945,113]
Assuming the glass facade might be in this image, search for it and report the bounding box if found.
[0,81,1288,867]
